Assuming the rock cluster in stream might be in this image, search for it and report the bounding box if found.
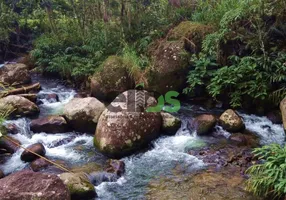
[1,62,285,199]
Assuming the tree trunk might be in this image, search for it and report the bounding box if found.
[0,83,41,98]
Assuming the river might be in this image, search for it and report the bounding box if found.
[0,74,285,200]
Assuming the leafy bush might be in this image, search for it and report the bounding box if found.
[184,0,286,107]
[246,144,286,198]
[31,21,122,79]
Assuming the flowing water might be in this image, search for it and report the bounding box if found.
[0,74,285,199]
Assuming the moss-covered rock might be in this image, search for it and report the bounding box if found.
[59,172,96,200]
[94,90,162,158]
[90,56,135,101]
[0,95,40,118]
[167,21,214,53]
[219,109,245,132]
[161,112,181,135]
[145,21,214,95]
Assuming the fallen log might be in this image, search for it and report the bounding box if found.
[0,82,41,98]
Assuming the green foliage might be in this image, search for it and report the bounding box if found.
[26,0,195,79]
[31,21,122,79]
[0,2,18,42]
[246,144,286,198]
[185,0,286,107]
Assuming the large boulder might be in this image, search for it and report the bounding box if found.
[30,115,68,133]
[63,97,105,133]
[94,90,162,158]
[21,143,46,162]
[0,170,70,200]
[146,40,188,94]
[280,98,286,132]
[145,21,214,95]
[90,56,135,101]
[0,136,21,153]
[161,112,181,135]
[59,172,96,200]
[0,63,31,85]
[189,114,217,135]
[0,95,40,117]
[219,109,245,132]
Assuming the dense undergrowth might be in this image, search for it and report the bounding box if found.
[185,0,286,107]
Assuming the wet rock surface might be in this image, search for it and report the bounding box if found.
[0,136,21,153]
[30,158,52,172]
[21,143,46,162]
[189,114,217,135]
[30,115,68,133]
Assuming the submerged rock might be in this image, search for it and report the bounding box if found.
[0,136,21,153]
[0,63,31,85]
[90,56,135,101]
[229,132,259,147]
[105,159,125,177]
[0,95,40,117]
[21,143,46,162]
[48,136,76,148]
[88,172,118,186]
[30,158,52,172]
[147,170,261,200]
[37,93,59,103]
[63,97,106,133]
[161,112,181,135]
[219,109,245,132]
[59,172,96,200]
[189,114,217,135]
[4,123,19,134]
[71,162,103,174]
[30,115,68,133]
[0,170,70,200]
[94,90,162,158]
